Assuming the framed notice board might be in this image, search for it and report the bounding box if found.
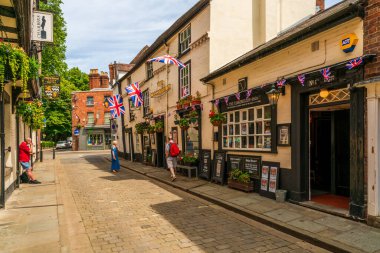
[259,161,280,199]
[228,155,244,171]
[212,151,226,184]
[243,156,261,179]
[199,150,212,180]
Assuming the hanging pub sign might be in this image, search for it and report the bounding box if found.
[32,11,54,42]
[199,150,212,180]
[43,76,60,99]
[219,89,269,112]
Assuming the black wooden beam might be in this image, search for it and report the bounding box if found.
[0,26,18,34]
[0,5,16,18]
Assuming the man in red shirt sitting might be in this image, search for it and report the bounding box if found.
[19,138,41,184]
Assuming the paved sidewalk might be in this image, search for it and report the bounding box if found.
[0,155,93,253]
[112,157,380,253]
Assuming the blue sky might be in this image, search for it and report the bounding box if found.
[62,0,343,74]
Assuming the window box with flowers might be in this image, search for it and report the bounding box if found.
[228,169,254,192]
[191,91,201,105]
[180,155,198,166]
[209,110,226,127]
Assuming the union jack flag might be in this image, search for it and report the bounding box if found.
[298,74,306,86]
[320,67,331,81]
[108,94,125,118]
[147,55,186,68]
[277,79,286,87]
[346,57,363,70]
[224,96,229,104]
[125,82,143,107]
[235,92,241,100]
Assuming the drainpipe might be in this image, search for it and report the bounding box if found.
[165,41,169,139]
[0,89,5,208]
[202,81,215,156]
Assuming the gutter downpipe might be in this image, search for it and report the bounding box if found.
[0,89,5,208]
[202,81,215,156]
[165,41,169,140]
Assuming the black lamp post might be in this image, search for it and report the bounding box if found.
[266,84,281,106]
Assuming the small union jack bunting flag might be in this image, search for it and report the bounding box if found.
[214,98,220,107]
[320,67,331,81]
[298,74,306,86]
[224,96,229,104]
[346,57,363,70]
[235,92,241,100]
[246,89,253,98]
[277,79,286,87]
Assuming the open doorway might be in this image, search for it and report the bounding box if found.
[309,104,350,210]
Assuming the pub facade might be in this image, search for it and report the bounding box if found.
[201,0,373,220]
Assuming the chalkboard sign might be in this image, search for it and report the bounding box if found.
[244,156,261,179]
[259,161,280,199]
[229,156,243,171]
[199,150,211,180]
[213,152,226,184]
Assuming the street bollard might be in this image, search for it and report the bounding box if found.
[53,148,55,160]
[40,149,43,162]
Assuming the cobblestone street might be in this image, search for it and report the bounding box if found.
[55,152,328,253]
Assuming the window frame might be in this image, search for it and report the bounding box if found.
[104,112,111,125]
[179,25,191,55]
[238,77,248,92]
[142,89,150,117]
[146,62,153,80]
[87,112,94,125]
[179,61,191,99]
[86,96,94,107]
[222,105,273,152]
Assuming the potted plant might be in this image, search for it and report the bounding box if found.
[179,118,189,130]
[147,125,155,134]
[191,91,202,105]
[154,121,164,133]
[209,110,226,127]
[188,110,198,124]
[228,169,253,192]
[181,155,198,166]
[135,122,148,134]
[183,96,191,108]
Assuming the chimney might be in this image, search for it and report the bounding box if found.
[100,71,110,87]
[316,0,325,12]
[89,69,100,90]
[109,63,115,84]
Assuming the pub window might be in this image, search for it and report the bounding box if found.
[143,90,150,116]
[146,62,153,79]
[179,25,191,54]
[87,112,94,125]
[222,105,272,151]
[86,96,94,106]
[238,77,248,92]
[129,98,135,121]
[135,133,140,152]
[87,134,103,146]
[179,62,191,98]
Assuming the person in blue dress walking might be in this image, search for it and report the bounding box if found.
[111,141,120,173]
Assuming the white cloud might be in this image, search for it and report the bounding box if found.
[62,0,198,73]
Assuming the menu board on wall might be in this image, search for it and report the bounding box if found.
[260,161,280,199]
[229,156,243,171]
[244,157,261,179]
[213,152,226,184]
[199,150,211,180]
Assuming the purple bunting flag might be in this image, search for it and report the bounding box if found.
[224,96,229,104]
[320,67,331,81]
[346,57,363,70]
[246,89,253,98]
[235,92,241,101]
[214,98,220,107]
[277,79,286,87]
[298,74,306,86]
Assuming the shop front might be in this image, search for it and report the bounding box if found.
[289,61,369,218]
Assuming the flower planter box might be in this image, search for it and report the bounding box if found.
[211,120,222,126]
[228,179,254,192]
[191,100,201,105]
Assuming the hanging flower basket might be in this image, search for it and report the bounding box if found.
[209,110,226,126]
[212,120,222,126]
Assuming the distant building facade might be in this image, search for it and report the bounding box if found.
[71,69,113,151]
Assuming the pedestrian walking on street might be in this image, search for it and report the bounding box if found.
[165,136,180,181]
[19,138,41,184]
[111,141,120,173]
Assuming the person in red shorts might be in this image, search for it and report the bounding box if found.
[19,138,41,184]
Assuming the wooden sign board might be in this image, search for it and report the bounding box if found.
[259,161,280,199]
[212,152,226,184]
[199,150,211,180]
[227,155,261,180]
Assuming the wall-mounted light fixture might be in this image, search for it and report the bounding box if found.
[319,88,329,98]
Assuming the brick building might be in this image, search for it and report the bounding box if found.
[71,69,113,151]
